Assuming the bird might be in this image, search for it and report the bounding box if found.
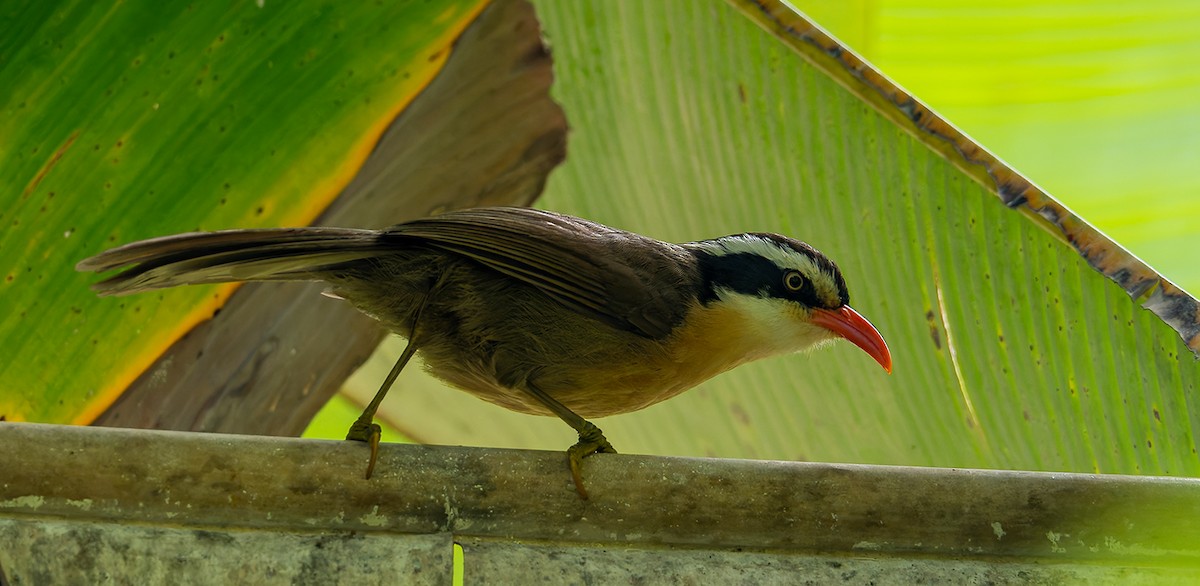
[78,206,892,498]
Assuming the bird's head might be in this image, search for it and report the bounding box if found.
[688,233,892,373]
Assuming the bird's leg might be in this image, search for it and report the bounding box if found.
[524,382,616,500]
[345,337,419,479]
[566,420,616,499]
[345,273,444,479]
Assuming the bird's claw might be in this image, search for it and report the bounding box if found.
[346,420,382,480]
[566,422,616,500]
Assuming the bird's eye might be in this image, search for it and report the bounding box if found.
[783,270,806,292]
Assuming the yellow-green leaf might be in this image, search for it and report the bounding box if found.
[0,0,489,423]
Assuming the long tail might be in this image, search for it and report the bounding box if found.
[76,227,385,296]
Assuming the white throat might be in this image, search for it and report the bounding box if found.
[713,287,838,360]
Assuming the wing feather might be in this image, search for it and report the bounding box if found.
[385,207,697,338]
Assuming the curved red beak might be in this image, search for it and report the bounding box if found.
[811,305,893,373]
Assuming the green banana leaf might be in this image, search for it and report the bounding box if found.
[0,0,490,423]
[794,0,1200,296]
[333,0,1200,481]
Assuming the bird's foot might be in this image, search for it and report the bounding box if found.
[566,421,617,500]
[345,419,382,480]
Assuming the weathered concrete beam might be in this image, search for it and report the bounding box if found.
[2,422,1198,583]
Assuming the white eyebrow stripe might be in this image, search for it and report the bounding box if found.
[694,235,842,306]
[695,235,821,274]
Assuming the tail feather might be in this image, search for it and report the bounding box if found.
[77,228,384,296]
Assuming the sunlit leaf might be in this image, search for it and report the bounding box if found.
[0,0,489,423]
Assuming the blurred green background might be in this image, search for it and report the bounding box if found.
[790,0,1200,295]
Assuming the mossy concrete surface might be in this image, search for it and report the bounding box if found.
[1,423,1198,584]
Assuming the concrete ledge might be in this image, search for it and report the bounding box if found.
[2,422,1198,583]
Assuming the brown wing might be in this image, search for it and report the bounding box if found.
[384,207,699,339]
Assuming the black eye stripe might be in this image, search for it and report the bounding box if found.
[696,252,826,308]
[690,235,850,308]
